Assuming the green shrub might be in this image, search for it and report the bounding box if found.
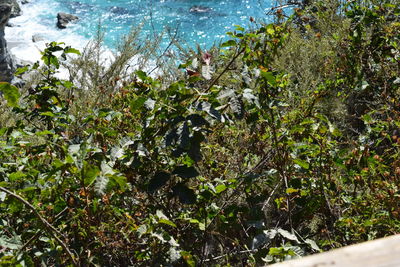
[0,0,399,266]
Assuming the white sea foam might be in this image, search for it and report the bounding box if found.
[6,0,269,81]
[6,0,89,65]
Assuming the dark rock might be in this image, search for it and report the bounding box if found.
[20,0,29,4]
[32,33,44,42]
[109,6,130,15]
[57,12,79,29]
[11,76,24,88]
[0,2,14,82]
[10,0,21,18]
[189,6,212,14]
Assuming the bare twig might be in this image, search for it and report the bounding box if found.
[192,46,246,105]
[0,187,79,266]
[204,249,257,262]
[17,207,69,254]
[262,180,282,211]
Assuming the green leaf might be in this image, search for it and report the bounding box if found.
[181,251,196,267]
[269,247,284,256]
[130,96,147,113]
[35,130,54,136]
[83,163,100,186]
[221,40,237,47]
[286,188,299,194]
[305,239,321,251]
[47,55,59,68]
[235,25,245,31]
[94,175,109,195]
[110,175,128,191]
[0,191,6,202]
[293,159,310,170]
[136,70,147,80]
[156,210,177,227]
[215,184,227,194]
[9,171,26,181]
[277,228,299,243]
[260,71,277,87]
[0,82,20,107]
[40,111,55,117]
[0,235,22,250]
[68,144,81,154]
[64,47,81,55]
[15,65,29,76]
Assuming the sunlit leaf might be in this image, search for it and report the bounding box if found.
[221,40,237,47]
[277,228,299,243]
[0,82,20,107]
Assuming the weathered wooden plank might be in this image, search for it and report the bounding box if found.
[269,234,400,267]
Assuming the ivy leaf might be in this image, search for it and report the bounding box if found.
[148,171,171,193]
[0,82,20,107]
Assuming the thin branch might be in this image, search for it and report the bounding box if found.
[191,46,246,105]
[17,207,69,255]
[204,249,257,262]
[262,180,282,211]
[0,187,79,266]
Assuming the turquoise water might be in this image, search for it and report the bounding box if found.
[49,0,273,49]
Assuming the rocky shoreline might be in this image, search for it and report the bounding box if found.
[0,0,19,82]
[0,0,81,83]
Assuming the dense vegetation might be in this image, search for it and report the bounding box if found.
[0,0,399,266]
